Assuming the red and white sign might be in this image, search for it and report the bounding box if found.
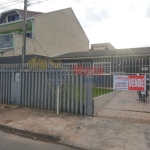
[113,75,146,91]
[128,75,146,91]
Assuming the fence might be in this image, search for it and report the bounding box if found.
[1,61,150,121]
[90,60,150,122]
[0,63,93,116]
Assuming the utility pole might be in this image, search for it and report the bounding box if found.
[22,0,27,64]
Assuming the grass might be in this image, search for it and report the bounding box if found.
[92,88,113,98]
[59,86,113,101]
[55,86,113,101]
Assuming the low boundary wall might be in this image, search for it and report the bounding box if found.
[93,91,120,115]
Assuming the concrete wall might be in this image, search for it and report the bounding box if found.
[33,8,89,56]
[93,91,120,115]
[14,34,34,55]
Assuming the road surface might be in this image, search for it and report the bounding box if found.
[0,131,76,150]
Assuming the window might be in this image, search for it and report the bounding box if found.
[8,14,19,22]
[0,34,13,49]
[5,35,10,41]
[26,32,32,38]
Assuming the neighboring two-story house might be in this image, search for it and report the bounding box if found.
[0,8,89,63]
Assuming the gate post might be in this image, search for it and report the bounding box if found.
[11,71,21,105]
[86,75,93,116]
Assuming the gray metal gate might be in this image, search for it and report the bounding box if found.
[0,63,93,116]
[91,59,150,122]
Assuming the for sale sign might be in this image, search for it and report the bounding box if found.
[128,75,146,91]
[113,75,128,90]
[113,75,146,91]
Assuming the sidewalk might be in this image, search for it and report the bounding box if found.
[0,104,150,150]
[97,91,150,121]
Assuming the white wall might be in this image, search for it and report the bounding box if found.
[33,8,89,57]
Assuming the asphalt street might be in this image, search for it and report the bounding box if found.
[0,131,76,150]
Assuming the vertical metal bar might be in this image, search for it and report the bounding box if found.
[67,70,70,113]
[75,74,78,114]
[31,71,34,108]
[128,58,130,73]
[125,58,128,73]
[28,71,31,107]
[3,72,5,103]
[0,72,2,103]
[21,71,25,106]
[24,71,28,106]
[52,71,55,111]
[34,71,37,108]
[132,57,133,74]
[71,69,75,114]
[63,71,67,112]
[59,71,62,112]
[149,57,150,110]
[7,71,11,104]
[47,71,51,110]
[84,69,87,115]
[57,85,60,115]
[44,71,47,110]
[142,57,143,74]
[37,71,41,109]
[134,57,136,74]
[5,71,8,104]
[41,71,44,109]
[80,72,83,115]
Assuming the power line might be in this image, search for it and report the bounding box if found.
[0,0,16,3]
[0,0,20,5]
[32,33,50,57]
[29,0,51,5]
[0,0,51,10]
[0,1,22,10]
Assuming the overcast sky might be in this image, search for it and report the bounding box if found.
[1,0,150,49]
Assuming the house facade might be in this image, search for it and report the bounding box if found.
[53,46,150,74]
[91,43,115,50]
[0,8,89,61]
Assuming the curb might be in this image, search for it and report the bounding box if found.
[0,124,96,150]
[58,141,97,150]
[0,124,59,142]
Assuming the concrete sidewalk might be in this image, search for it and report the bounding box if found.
[0,104,150,150]
[97,91,150,121]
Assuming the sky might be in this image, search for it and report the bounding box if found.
[1,0,150,49]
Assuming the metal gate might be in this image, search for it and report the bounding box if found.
[92,60,150,122]
[0,63,93,116]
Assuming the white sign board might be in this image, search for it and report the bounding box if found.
[113,75,146,91]
[113,75,129,90]
[141,67,148,71]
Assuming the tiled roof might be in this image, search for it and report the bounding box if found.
[16,9,42,18]
[54,47,150,59]
[0,9,42,23]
